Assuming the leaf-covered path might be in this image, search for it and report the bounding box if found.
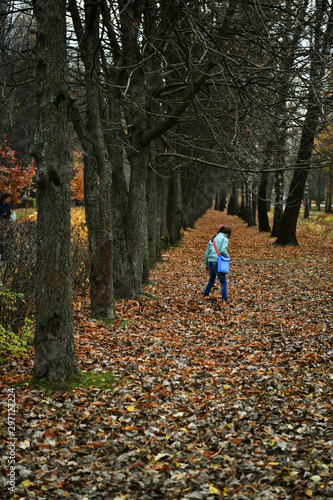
[2,209,333,500]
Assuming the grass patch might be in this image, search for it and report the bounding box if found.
[320,214,333,224]
[99,314,136,327]
[99,317,116,327]
[28,370,118,394]
[118,318,135,325]
[14,208,36,218]
[141,292,159,300]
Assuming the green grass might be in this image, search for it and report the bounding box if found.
[28,370,118,394]
[320,214,333,224]
[141,292,159,300]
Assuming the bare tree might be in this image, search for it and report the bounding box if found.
[31,0,79,381]
[276,0,333,245]
[0,1,37,160]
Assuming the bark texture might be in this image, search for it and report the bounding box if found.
[258,170,271,232]
[31,0,78,381]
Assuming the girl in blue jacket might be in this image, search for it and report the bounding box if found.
[203,224,231,302]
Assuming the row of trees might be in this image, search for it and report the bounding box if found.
[1,0,333,381]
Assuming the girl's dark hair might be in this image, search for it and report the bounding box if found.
[211,224,231,241]
[0,192,11,203]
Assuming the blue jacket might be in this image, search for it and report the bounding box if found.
[0,201,11,220]
[204,233,229,266]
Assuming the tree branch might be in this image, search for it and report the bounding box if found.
[141,0,240,146]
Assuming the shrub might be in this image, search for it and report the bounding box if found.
[0,218,37,325]
[0,286,34,361]
[0,285,26,331]
[0,318,34,361]
[0,213,90,319]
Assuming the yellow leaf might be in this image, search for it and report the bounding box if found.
[209,484,220,494]
[21,479,32,487]
[127,406,135,412]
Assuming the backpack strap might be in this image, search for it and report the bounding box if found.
[212,238,220,256]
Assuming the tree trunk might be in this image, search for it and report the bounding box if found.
[303,179,310,219]
[316,168,322,211]
[84,0,115,318]
[326,167,333,213]
[106,91,135,299]
[275,169,309,245]
[258,141,273,232]
[126,144,150,293]
[147,163,160,268]
[275,102,322,245]
[167,169,182,245]
[245,175,256,227]
[270,170,284,238]
[214,190,220,211]
[159,169,170,251]
[31,0,78,382]
[217,188,227,212]
[181,169,202,230]
[215,186,227,212]
[258,170,271,232]
[227,184,239,215]
[252,193,257,227]
[83,152,99,298]
[275,0,333,244]
[111,149,135,299]
[146,146,167,266]
[239,183,246,221]
[144,5,165,268]
[69,0,115,317]
[275,100,320,245]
